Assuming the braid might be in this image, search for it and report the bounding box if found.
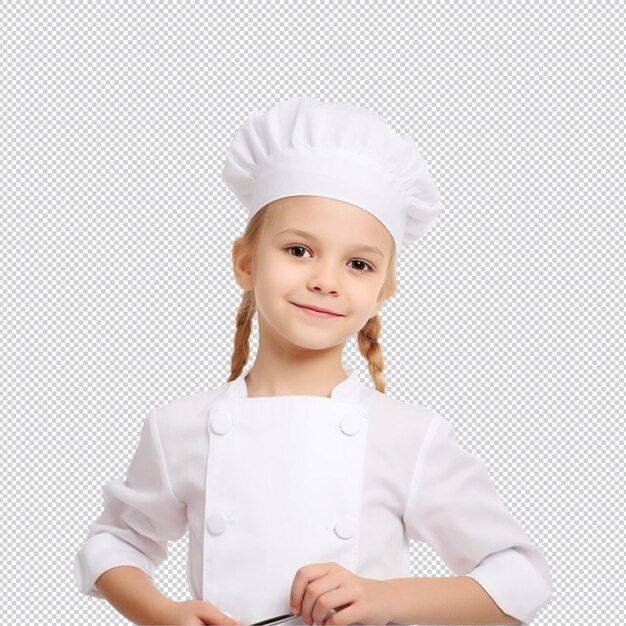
[357,313,387,393]
[227,289,256,382]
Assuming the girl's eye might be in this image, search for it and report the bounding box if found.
[286,245,311,259]
[348,259,374,272]
[285,246,374,273]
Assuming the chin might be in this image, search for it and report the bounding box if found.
[288,334,352,351]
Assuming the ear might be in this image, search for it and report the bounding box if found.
[232,238,255,291]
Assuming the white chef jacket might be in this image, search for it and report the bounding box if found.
[75,365,552,625]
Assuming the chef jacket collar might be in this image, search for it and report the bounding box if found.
[224,365,362,404]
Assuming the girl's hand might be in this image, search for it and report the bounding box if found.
[289,562,390,626]
[159,599,243,625]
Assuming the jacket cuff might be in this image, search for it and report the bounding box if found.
[74,532,155,598]
[464,547,552,625]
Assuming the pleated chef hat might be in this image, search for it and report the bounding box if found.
[222,96,443,251]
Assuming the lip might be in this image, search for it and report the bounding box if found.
[290,302,344,318]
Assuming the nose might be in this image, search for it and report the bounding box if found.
[306,260,341,294]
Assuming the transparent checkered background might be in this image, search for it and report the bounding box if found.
[1,1,623,624]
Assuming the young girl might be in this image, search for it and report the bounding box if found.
[75,96,552,626]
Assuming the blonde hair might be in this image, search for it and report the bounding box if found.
[228,201,397,393]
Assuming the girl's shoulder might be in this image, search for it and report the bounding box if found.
[360,385,446,446]
[148,380,232,438]
[361,384,440,425]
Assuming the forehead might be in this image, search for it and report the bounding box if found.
[267,196,393,250]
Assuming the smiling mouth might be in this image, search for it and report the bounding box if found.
[290,302,344,317]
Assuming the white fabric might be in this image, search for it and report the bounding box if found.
[75,366,552,625]
[221,96,443,251]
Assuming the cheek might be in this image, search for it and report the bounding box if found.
[263,254,301,285]
[356,289,382,317]
[254,266,288,302]
[357,283,379,304]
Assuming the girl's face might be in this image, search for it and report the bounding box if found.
[237,195,394,352]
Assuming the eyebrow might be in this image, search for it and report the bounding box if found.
[276,228,385,258]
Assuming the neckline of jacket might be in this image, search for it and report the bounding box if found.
[223,364,363,404]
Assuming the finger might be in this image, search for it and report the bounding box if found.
[301,575,342,625]
[290,563,331,614]
[324,603,359,626]
[311,588,352,626]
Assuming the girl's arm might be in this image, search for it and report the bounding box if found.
[403,413,552,625]
[95,566,175,625]
[95,567,240,626]
[75,410,189,599]
[383,575,522,625]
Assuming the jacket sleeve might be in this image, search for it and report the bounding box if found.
[403,413,553,625]
[74,410,188,598]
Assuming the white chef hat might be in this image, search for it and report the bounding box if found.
[222,95,442,251]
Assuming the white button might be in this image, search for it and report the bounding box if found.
[207,512,228,535]
[340,413,361,436]
[210,409,231,435]
[334,516,356,539]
